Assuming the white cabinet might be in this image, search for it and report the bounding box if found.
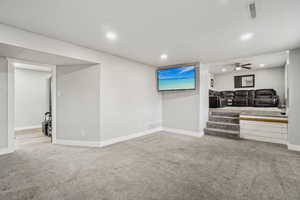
[240,115,288,144]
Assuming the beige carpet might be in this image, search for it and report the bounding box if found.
[15,128,51,148]
[210,107,286,117]
[1,132,300,200]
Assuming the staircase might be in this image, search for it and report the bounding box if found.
[204,111,240,139]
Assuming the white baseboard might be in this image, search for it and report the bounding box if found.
[52,127,204,148]
[0,147,14,156]
[54,139,101,147]
[163,127,204,138]
[54,127,163,148]
[15,125,42,131]
[100,127,163,147]
[288,143,300,152]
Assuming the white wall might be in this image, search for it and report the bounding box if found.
[100,56,162,141]
[0,24,104,64]
[199,67,210,133]
[161,65,209,134]
[14,68,51,129]
[288,48,300,146]
[162,90,200,132]
[56,65,101,142]
[0,24,163,149]
[162,67,199,132]
[214,67,285,103]
[284,61,289,107]
[0,57,8,149]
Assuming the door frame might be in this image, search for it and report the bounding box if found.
[7,58,57,151]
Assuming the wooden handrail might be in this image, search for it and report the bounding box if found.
[240,117,288,124]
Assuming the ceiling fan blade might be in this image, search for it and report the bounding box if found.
[240,63,251,67]
[242,66,252,70]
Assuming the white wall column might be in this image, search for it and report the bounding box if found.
[288,48,300,151]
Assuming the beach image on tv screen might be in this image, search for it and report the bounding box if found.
[157,65,196,91]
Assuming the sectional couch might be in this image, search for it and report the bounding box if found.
[209,89,279,108]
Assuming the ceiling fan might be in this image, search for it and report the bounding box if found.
[233,62,252,71]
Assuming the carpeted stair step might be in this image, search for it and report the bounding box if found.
[204,128,240,139]
[207,121,240,131]
[211,111,239,118]
[209,115,239,124]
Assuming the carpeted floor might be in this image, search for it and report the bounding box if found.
[15,128,51,148]
[1,131,300,200]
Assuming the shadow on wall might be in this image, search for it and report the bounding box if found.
[56,64,100,142]
[0,58,8,148]
[162,89,199,99]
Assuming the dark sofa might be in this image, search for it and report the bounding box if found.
[254,89,279,107]
[209,90,220,108]
[220,91,235,106]
[209,89,279,108]
[233,90,249,106]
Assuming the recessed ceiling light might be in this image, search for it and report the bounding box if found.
[222,68,227,72]
[106,32,117,40]
[236,67,242,71]
[160,54,168,60]
[240,33,254,41]
[14,62,22,67]
[259,64,265,67]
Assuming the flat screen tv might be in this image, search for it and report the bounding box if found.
[157,65,196,91]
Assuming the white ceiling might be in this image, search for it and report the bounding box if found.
[208,51,288,74]
[0,0,299,66]
[0,43,93,65]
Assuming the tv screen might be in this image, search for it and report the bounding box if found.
[157,65,196,91]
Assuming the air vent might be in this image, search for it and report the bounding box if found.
[249,2,256,19]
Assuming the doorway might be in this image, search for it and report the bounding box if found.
[7,59,56,151]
